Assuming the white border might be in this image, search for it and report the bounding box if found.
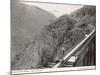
[0,0,98,75]
[11,66,96,75]
[21,0,96,5]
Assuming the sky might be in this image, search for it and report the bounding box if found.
[21,1,83,17]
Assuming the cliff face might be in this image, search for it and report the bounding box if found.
[11,5,96,70]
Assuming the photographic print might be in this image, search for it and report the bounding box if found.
[11,0,96,74]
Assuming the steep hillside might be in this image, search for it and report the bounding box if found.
[40,14,93,62]
[70,5,96,26]
[11,1,56,65]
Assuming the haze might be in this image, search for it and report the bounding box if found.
[21,1,83,17]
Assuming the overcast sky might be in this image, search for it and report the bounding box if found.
[21,1,83,17]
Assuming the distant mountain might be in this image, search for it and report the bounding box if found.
[11,1,56,65]
[70,5,96,26]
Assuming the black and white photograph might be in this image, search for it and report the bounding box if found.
[11,0,96,74]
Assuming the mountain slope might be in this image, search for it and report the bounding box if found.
[70,5,96,26]
[11,1,56,65]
